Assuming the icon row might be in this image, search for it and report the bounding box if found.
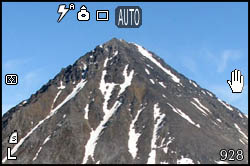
[57,3,109,23]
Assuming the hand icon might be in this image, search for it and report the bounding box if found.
[227,69,244,93]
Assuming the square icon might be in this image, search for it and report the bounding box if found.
[5,74,18,85]
[96,10,109,21]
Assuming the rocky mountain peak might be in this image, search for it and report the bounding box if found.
[2,38,248,164]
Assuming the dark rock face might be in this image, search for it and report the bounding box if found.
[2,38,248,164]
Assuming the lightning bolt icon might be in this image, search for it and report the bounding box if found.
[57,4,69,23]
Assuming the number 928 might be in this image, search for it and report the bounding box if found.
[220,149,244,161]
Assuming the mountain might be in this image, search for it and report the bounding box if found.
[2,38,248,164]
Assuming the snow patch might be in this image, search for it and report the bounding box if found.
[167,103,200,128]
[215,160,229,164]
[216,118,222,123]
[128,108,144,159]
[118,65,135,96]
[146,64,153,69]
[160,161,169,164]
[114,50,118,56]
[145,68,150,75]
[159,82,166,88]
[217,99,233,111]
[177,156,194,164]
[63,114,66,118]
[238,112,243,118]
[150,79,155,84]
[43,135,51,145]
[189,80,198,88]
[57,123,62,127]
[84,104,89,120]
[135,43,181,84]
[162,94,166,98]
[58,81,65,90]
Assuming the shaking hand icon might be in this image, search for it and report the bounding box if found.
[227,69,244,93]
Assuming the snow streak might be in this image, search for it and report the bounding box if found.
[147,103,166,164]
[128,108,144,159]
[193,98,211,114]
[51,90,62,109]
[206,91,213,97]
[238,112,243,118]
[82,101,122,164]
[84,104,89,120]
[234,123,248,140]
[239,139,246,145]
[190,101,208,116]
[189,80,198,88]
[150,79,155,84]
[145,68,150,75]
[217,99,233,111]
[146,64,153,69]
[190,98,211,116]
[216,118,222,123]
[134,43,181,84]
[159,82,166,88]
[33,135,51,161]
[167,103,200,128]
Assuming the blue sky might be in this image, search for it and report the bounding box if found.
[2,2,248,115]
